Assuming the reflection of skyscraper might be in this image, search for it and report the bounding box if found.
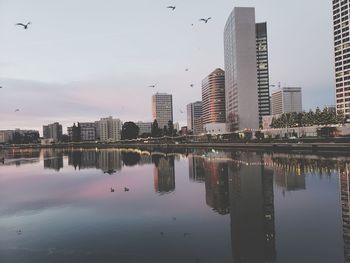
[340,163,350,262]
[154,156,175,194]
[43,149,63,171]
[68,150,98,170]
[204,160,229,215]
[274,170,306,192]
[229,153,276,262]
[188,156,205,183]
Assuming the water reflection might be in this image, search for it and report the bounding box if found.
[0,148,349,262]
[341,164,350,263]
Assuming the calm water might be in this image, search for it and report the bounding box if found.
[0,148,348,263]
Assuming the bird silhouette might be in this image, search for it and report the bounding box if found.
[16,229,23,235]
[0,86,3,89]
[190,84,194,88]
[185,68,189,72]
[14,109,20,112]
[148,83,157,88]
[124,187,130,192]
[16,22,31,29]
[179,109,184,114]
[199,17,211,23]
[110,188,115,193]
[167,6,176,11]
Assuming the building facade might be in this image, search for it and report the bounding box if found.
[80,122,96,141]
[202,68,226,133]
[43,122,62,142]
[271,87,302,115]
[224,7,260,131]
[256,22,271,127]
[333,0,350,117]
[136,121,152,136]
[98,117,122,142]
[152,93,173,129]
[187,101,203,135]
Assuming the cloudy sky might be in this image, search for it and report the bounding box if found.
[0,0,334,133]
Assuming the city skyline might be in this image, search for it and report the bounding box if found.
[0,0,334,131]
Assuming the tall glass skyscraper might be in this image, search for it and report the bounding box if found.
[333,0,350,118]
[224,7,266,131]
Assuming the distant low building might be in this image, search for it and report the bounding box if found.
[80,122,96,141]
[187,101,203,135]
[43,122,62,142]
[136,122,152,136]
[271,87,302,115]
[0,130,14,143]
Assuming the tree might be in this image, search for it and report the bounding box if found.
[255,131,264,140]
[72,123,81,142]
[122,151,141,166]
[151,120,161,137]
[121,122,139,140]
[168,120,174,136]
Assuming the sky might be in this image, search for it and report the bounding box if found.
[0,0,335,133]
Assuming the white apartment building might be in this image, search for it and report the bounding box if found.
[98,117,122,142]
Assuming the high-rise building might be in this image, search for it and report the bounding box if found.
[224,7,260,131]
[202,68,226,133]
[271,87,302,115]
[333,0,350,117]
[152,93,173,129]
[256,22,271,127]
[187,101,203,135]
[98,117,122,142]
[43,122,62,142]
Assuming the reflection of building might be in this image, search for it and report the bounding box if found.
[229,153,276,262]
[274,169,306,192]
[205,160,229,215]
[97,150,122,173]
[152,93,173,129]
[188,156,205,182]
[80,122,96,141]
[154,157,175,194]
[43,149,63,171]
[340,164,350,262]
[68,150,98,170]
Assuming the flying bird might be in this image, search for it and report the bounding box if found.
[167,6,176,11]
[199,17,211,23]
[148,83,158,88]
[14,109,20,112]
[190,84,194,88]
[179,109,184,114]
[110,188,115,193]
[124,187,130,192]
[15,22,31,29]
[185,68,189,72]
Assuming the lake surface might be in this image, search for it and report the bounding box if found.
[0,148,348,263]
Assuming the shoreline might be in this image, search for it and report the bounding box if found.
[1,142,350,154]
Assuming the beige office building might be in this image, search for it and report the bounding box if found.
[152,93,173,129]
